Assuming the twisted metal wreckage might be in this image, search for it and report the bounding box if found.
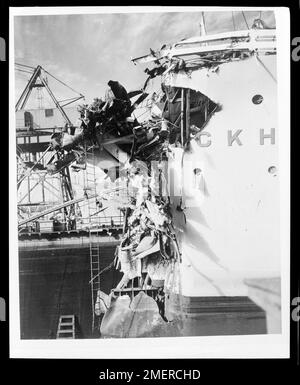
[45,67,219,335]
[24,25,276,337]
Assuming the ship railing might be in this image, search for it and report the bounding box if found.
[18,214,124,235]
[112,287,159,300]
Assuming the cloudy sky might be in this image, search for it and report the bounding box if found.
[14,9,275,108]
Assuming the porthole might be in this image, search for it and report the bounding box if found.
[252,94,263,105]
[268,166,277,176]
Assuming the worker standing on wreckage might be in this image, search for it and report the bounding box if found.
[46,80,137,174]
[102,80,131,119]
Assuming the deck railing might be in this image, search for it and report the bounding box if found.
[18,214,124,235]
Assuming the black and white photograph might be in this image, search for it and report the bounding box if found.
[9,6,290,358]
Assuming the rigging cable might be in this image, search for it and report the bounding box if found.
[232,11,236,31]
[255,54,277,83]
[15,62,36,70]
[43,68,84,97]
[242,11,250,30]
[15,68,34,75]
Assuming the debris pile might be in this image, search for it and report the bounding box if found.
[103,154,181,323]
[115,197,179,284]
[44,66,219,324]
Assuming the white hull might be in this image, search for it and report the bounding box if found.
[167,53,279,297]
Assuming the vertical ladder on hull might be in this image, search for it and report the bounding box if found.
[84,145,101,333]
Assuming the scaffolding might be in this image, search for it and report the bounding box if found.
[15,64,84,220]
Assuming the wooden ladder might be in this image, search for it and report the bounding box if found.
[56,315,75,339]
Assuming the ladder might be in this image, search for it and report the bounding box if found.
[56,315,76,339]
[84,145,101,333]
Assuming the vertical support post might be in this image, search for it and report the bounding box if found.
[40,74,72,126]
[15,65,42,111]
[158,168,162,197]
[204,98,208,122]
[27,176,31,204]
[131,278,134,300]
[185,89,190,143]
[180,88,185,146]
[199,12,207,36]
[41,178,45,203]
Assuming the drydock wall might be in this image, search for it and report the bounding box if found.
[19,238,121,339]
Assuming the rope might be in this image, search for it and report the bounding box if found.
[242,11,250,30]
[255,54,277,83]
[15,68,34,75]
[89,261,114,284]
[43,68,84,97]
[136,108,151,120]
[15,62,35,70]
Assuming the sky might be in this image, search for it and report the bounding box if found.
[14,9,276,109]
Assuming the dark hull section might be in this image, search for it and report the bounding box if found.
[19,241,121,339]
[100,292,266,338]
[19,236,266,339]
[166,294,267,336]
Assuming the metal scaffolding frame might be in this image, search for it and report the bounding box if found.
[15,64,85,219]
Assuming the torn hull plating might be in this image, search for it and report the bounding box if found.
[100,28,279,337]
